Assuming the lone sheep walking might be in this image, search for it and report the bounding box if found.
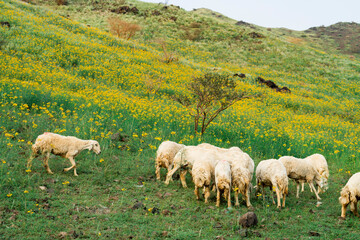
[27,132,101,176]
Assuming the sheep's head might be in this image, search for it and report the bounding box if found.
[320,175,329,192]
[89,140,101,154]
[339,186,350,206]
[315,173,326,191]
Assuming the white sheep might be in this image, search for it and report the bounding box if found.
[164,146,214,187]
[339,172,360,218]
[197,143,254,178]
[215,160,232,207]
[192,153,218,204]
[301,153,329,193]
[27,132,101,176]
[279,156,325,201]
[197,143,254,207]
[232,164,252,208]
[255,159,288,208]
[155,141,185,181]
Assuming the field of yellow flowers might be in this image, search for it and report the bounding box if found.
[1,0,360,238]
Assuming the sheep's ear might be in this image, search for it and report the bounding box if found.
[84,141,94,151]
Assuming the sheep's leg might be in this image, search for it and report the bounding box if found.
[296,182,300,198]
[301,181,305,192]
[64,156,78,176]
[341,203,348,218]
[155,162,161,180]
[43,152,54,174]
[317,185,322,194]
[166,165,174,182]
[309,182,321,200]
[216,188,221,207]
[282,190,286,208]
[270,186,276,205]
[245,188,252,208]
[179,169,188,188]
[351,200,359,217]
[204,186,210,204]
[227,189,231,208]
[194,186,200,200]
[275,186,281,208]
[27,151,39,169]
[234,190,239,206]
[164,164,179,185]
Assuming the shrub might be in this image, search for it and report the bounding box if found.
[108,17,141,40]
[157,39,179,63]
[55,0,68,6]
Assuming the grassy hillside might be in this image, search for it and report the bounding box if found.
[1,0,360,238]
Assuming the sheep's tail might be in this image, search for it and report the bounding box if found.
[236,175,249,195]
[276,175,288,195]
[217,178,230,191]
[193,169,210,187]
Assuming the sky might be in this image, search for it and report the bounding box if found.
[140,0,360,31]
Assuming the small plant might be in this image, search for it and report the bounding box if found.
[143,75,163,95]
[108,17,141,40]
[157,39,178,63]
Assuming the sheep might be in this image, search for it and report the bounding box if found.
[192,153,219,204]
[255,159,288,208]
[279,156,325,201]
[164,146,216,187]
[339,172,360,219]
[232,164,252,208]
[197,143,254,207]
[197,143,254,178]
[301,154,329,193]
[27,132,101,176]
[215,160,232,207]
[155,141,185,181]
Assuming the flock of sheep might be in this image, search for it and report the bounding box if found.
[26,132,359,219]
[155,140,359,218]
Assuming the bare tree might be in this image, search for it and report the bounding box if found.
[176,72,257,135]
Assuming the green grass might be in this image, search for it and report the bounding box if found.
[1,0,360,239]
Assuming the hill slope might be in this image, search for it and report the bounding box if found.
[1,0,360,238]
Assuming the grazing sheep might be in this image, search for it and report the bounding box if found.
[279,156,325,201]
[155,141,185,181]
[302,154,329,193]
[232,164,252,208]
[215,160,232,207]
[27,132,101,176]
[197,143,254,206]
[164,146,216,187]
[339,172,360,218]
[198,142,242,153]
[197,143,254,178]
[192,154,218,204]
[256,159,288,208]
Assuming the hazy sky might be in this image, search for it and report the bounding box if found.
[141,0,360,31]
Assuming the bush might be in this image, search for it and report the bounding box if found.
[55,0,68,6]
[108,17,141,40]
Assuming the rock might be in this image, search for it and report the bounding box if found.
[239,212,258,228]
[131,201,144,210]
[309,231,320,236]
